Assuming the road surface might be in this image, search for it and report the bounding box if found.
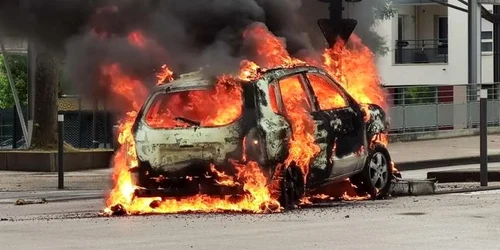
[1,190,499,249]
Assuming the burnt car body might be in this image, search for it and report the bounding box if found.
[130,66,392,207]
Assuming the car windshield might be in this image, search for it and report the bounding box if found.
[144,82,243,129]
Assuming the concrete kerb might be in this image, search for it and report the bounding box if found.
[396,154,500,171]
[0,190,105,205]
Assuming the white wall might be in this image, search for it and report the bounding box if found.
[398,5,416,40]
[417,5,447,40]
[375,3,454,86]
[376,1,496,86]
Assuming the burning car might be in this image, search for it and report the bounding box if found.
[129,65,392,209]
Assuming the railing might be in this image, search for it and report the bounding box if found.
[395,39,448,64]
[393,0,447,4]
[386,83,500,134]
[0,99,116,150]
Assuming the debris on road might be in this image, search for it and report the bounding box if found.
[15,198,48,206]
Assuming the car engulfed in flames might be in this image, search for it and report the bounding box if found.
[102,24,397,216]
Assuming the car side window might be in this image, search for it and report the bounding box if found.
[268,84,280,114]
[277,74,313,114]
[307,73,348,110]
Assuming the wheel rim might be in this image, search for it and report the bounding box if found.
[369,152,388,190]
[282,166,304,208]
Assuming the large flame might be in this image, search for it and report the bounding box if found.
[103,24,387,215]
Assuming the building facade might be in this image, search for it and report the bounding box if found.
[374,0,495,87]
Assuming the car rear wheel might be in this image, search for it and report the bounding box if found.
[353,144,392,199]
[279,164,305,210]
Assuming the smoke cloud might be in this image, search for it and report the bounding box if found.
[0,0,389,99]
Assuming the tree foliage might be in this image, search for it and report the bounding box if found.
[0,54,28,109]
[370,1,398,56]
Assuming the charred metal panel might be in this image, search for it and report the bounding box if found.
[254,77,291,163]
[364,104,389,139]
[134,122,242,171]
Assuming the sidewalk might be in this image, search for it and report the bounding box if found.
[389,134,500,170]
[0,169,112,192]
[1,134,499,192]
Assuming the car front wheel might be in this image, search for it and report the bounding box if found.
[353,144,392,198]
[278,164,304,210]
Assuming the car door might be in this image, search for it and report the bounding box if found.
[273,73,331,183]
[304,72,366,179]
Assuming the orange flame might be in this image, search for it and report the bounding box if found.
[156,64,174,85]
[102,64,280,215]
[318,35,386,109]
[103,24,388,215]
[145,75,243,128]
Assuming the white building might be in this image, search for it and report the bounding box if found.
[373,0,495,86]
[345,0,500,132]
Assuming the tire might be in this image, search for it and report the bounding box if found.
[353,144,392,199]
[278,164,305,210]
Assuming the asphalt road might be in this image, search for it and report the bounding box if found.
[1,190,499,250]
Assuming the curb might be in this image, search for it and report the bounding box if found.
[433,185,500,195]
[391,179,436,196]
[390,178,500,197]
[427,170,500,183]
[0,195,103,205]
[396,154,500,171]
[0,190,105,205]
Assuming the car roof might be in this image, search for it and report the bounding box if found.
[153,65,327,92]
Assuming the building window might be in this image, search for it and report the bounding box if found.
[481,31,493,53]
[436,16,448,56]
[437,17,448,43]
[482,31,493,40]
[482,42,493,52]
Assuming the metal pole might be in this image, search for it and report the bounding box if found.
[0,37,29,147]
[58,113,64,189]
[479,89,488,187]
[103,102,108,148]
[12,105,17,149]
[494,5,500,85]
[92,98,99,148]
[26,41,35,148]
[469,0,480,99]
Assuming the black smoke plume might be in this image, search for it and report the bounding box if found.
[0,0,386,101]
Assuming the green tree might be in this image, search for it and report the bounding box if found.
[371,1,398,56]
[0,54,28,108]
[404,86,437,105]
[31,46,61,149]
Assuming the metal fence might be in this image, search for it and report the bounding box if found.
[0,83,498,149]
[0,103,115,150]
[386,83,500,134]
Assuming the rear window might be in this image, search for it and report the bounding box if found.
[144,83,243,129]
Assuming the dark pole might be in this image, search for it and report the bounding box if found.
[12,105,17,149]
[103,102,108,147]
[78,97,83,147]
[58,113,64,189]
[92,98,99,148]
[328,0,342,24]
[479,89,488,187]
